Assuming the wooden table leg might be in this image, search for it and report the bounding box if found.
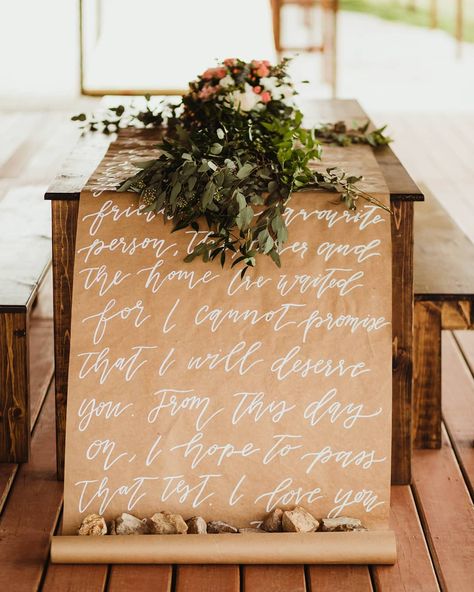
[0,311,29,462]
[391,201,414,485]
[413,300,442,449]
[51,200,78,480]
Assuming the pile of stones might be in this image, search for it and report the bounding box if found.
[78,506,366,536]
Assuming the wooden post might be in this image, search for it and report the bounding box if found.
[391,201,414,484]
[456,0,463,58]
[413,300,442,449]
[430,0,437,29]
[0,311,30,462]
[322,0,338,97]
[51,200,79,480]
[271,0,282,55]
[329,0,338,98]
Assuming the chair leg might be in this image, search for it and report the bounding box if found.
[413,300,442,449]
[321,1,338,97]
[271,0,282,53]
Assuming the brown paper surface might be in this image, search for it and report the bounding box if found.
[51,531,396,564]
[63,131,393,550]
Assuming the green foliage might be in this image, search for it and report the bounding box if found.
[314,120,392,147]
[115,101,390,274]
[72,59,392,273]
[73,97,165,134]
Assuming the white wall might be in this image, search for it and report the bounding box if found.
[0,0,80,102]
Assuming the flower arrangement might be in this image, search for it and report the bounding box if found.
[189,58,295,112]
[74,58,391,276]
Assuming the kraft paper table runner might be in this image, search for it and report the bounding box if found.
[52,130,396,564]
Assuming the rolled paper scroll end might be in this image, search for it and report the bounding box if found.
[50,529,397,565]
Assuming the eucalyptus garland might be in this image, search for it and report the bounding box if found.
[74,58,392,276]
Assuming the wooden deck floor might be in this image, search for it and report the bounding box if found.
[0,109,473,591]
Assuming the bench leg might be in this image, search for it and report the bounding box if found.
[413,300,442,449]
[0,311,30,462]
[51,200,79,480]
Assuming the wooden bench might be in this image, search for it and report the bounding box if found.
[413,187,474,449]
[0,187,52,462]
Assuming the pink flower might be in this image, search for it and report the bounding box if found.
[251,60,270,78]
[201,67,227,80]
[253,85,262,94]
[224,58,237,67]
[260,91,271,103]
[201,68,215,80]
[198,84,218,99]
[256,64,270,77]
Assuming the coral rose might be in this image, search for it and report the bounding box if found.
[202,67,227,80]
[198,84,217,99]
[256,64,270,77]
[260,91,271,103]
[251,60,270,78]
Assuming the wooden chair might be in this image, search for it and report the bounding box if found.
[0,188,52,462]
[413,187,474,449]
[270,0,339,96]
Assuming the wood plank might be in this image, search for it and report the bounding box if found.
[413,301,442,449]
[372,112,474,242]
[306,565,372,591]
[108,565,172,591]
[441,301,474,330]
[42,516,108,592]
[0,311,29,462]
[243,566,305,592]
[371,486,439,591]
[454,330,474,376]
[31,267,54,321]
[42,562,108,592]
[46,99,422,202]
[29,318,54,428]
[0,114,44,172]
[0,114,55,179]
[51,199,79,479]
[0,384,62,591]
[443,332,474,497]
[412,426,474,591]
[0,462,16,515]
[391,200,414,484]
[17,115,80,186]
[175,565,239,592]
[414,187,474,299]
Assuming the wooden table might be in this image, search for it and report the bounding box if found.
[45,99,423,484]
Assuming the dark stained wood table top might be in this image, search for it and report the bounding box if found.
[45,99,423,202]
